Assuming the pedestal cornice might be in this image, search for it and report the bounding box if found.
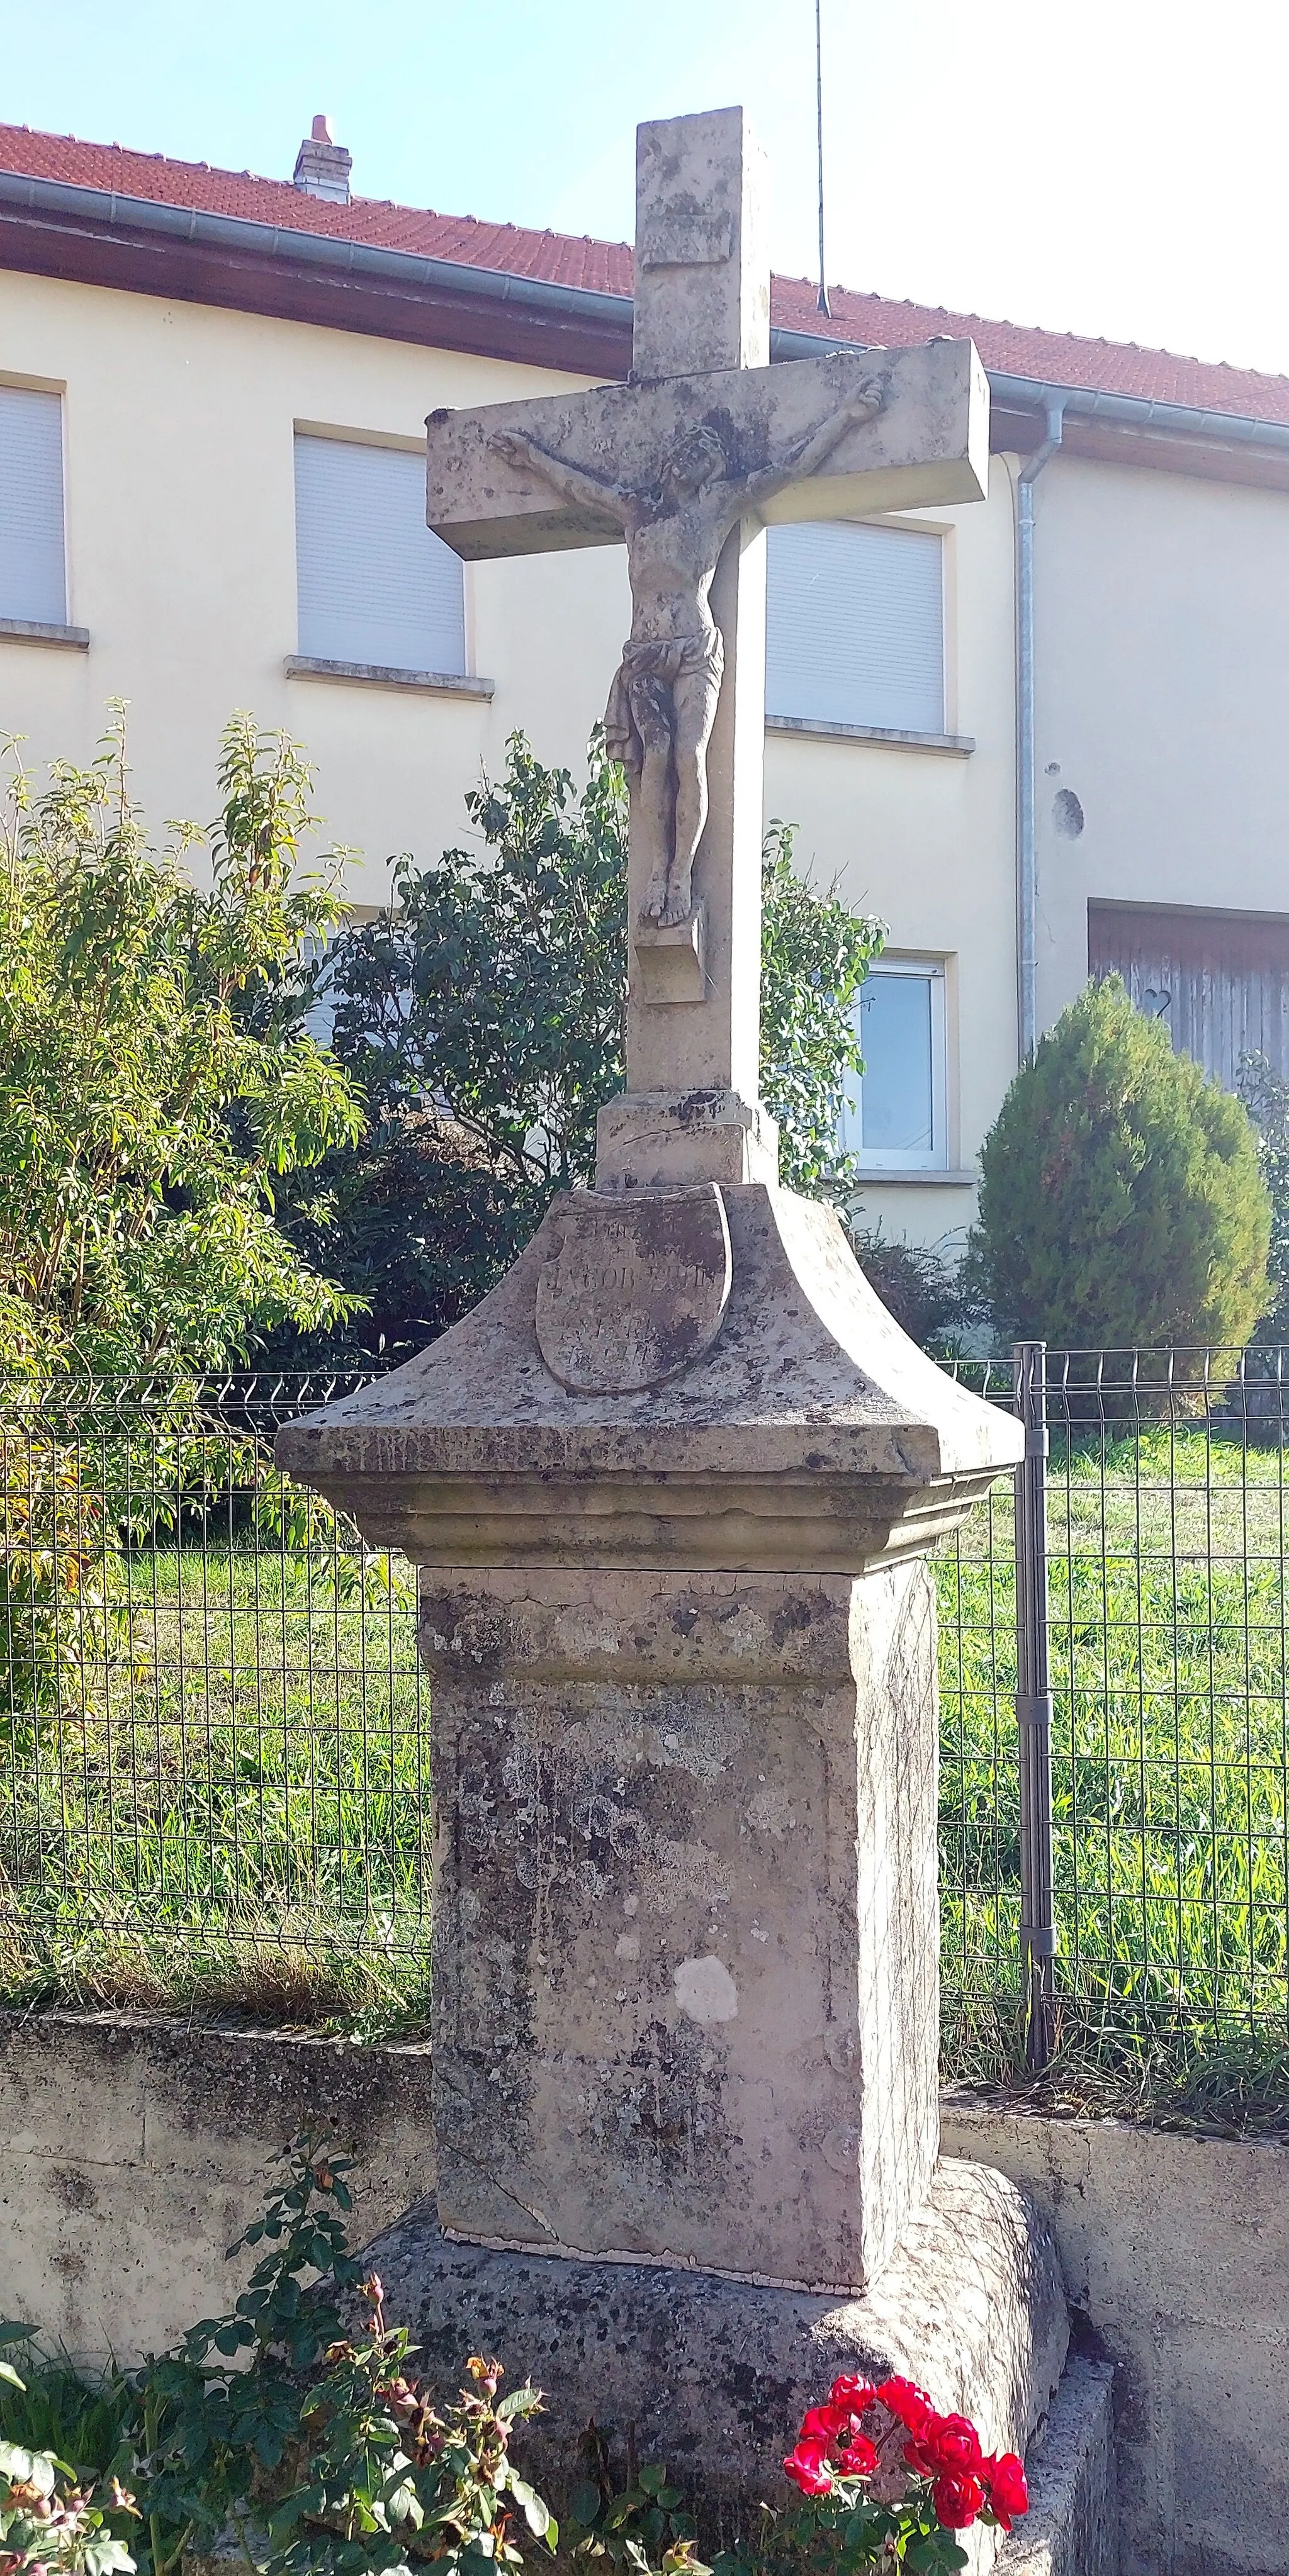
[274,1182,1021,1571]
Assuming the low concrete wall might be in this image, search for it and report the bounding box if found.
[3,2017,1285,2576]
[942,2094,1289,2576]
[0,2010,434,2362]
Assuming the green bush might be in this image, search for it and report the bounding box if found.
[969,976,1271,1354]
[845,1226,965,1350]
[1237,1051,1289,1345]
[0,708,361,1379]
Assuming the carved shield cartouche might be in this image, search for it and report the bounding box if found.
[534,1183,733,1395]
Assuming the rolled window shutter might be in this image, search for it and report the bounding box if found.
[0,388,67,624]
[766,520,944,734]
[295,434,466,672]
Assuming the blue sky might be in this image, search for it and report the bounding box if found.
[6,0,1289,378]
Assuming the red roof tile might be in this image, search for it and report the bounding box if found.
[4,121,1289,428]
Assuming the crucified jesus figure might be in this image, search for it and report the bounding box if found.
[491,359,887,927]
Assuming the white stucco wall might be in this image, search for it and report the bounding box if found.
[0,266,629,905]
[775,466,1018,1252]
[1031,449,1289,1030]
[10,260,1289,1258]
[1,263,1025,1251]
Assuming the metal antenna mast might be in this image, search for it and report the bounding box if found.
[815,0,831,317]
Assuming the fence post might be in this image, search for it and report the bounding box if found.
[1013,1339,1056,2071]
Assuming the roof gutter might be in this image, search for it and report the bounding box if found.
[6,170,1289,461]
[0,166,634,327]
[0,167,638,373]
[988,367,1289,457]
[774,326,1289,459]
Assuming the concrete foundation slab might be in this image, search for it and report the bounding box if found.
[366,2156,1069,2519]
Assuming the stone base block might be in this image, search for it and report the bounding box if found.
[997,2360,1117,2576]
[594,1089,780,1187]
[367,2158,1068,2521]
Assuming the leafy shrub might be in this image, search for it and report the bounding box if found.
[0,1430,121,1733]
[0,2329,137,2576]
[0,2144,1031,2576]
[1237,1051,1289,1343]
[259,1114,539,1371]
[758,820,881,1196]
[845,1228,965,1350]
[969,977,1271,1356]
[0,710,361,1379]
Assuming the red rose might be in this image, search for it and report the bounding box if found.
[830,2375,878,2413]
[875,2377,936,2438]
[799,2403,849,2444]
[920,2413,984,2475]
[836,2434,877,2478]
[984,2453,1028,2531]
[784,2439,833,2497]
[933,2471,986,2531]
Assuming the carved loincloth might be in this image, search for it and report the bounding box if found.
[603,630,724,775]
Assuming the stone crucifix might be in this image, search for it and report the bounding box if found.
[425,107,988,1184]
[492,375,884,931]
[278,111,1051,2492]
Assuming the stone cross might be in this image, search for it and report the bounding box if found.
[424,108,987,1187]
[276,114,1047,2492]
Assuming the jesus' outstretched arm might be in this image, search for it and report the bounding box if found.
[739,372,889,511]
[490,427,627,524]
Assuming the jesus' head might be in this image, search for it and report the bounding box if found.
[658,422,728,503]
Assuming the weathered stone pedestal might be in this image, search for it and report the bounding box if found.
[274,1176,1076,2529]
[425,1556,939,2292]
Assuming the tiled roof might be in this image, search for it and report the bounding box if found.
[768,274,1289,426]
[5,120,1289,428]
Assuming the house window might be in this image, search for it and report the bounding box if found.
[294,433,466,673]
[840,959,948,1170]
[0,386,67,624]
[1089,901,1289,1091]
[765,520,945,734]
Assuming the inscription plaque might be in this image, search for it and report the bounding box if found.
[535,1183,732,1395]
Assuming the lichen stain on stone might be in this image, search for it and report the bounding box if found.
[580,2012,743,2196]
[770,1593,825,1647]
[637,1834,732,1918]
[743,1782,794,1838]
[643,1705,733,1781]
[673,1954,738,2025]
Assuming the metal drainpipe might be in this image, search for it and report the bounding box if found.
[1016,400,1067,1061]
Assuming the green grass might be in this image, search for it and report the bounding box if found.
[0,1537,431,2032]
[937,1425,1289,2125]
[3,1424,1288,2121]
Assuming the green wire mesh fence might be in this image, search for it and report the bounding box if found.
[0,1372,428,2015]
[2,1353,1288,2064]
[938,1346,1289,2075]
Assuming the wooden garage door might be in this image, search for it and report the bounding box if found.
[1088,902,1289,1090]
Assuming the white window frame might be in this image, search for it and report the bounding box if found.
[844,956,949,1173]
[765,517,947,737]
[292,427,468,676]
[0,380,69,627]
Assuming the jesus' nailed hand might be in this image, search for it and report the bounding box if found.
[490,358,888,929]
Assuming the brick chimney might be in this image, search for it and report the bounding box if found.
[293,114,352,204]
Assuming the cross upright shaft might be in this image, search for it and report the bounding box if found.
[624,108,771,1123]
